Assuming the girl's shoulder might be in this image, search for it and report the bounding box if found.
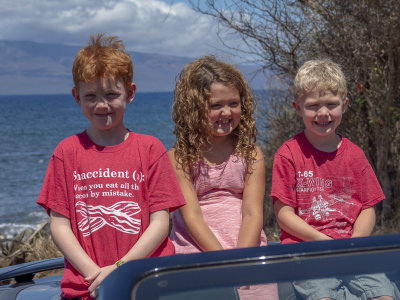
[253,145,264,160]
[167,147,178,164]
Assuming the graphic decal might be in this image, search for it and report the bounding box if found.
[299,194,357,222]
[76,201,141,236]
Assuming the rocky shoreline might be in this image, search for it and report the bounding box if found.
[0,220,62,269]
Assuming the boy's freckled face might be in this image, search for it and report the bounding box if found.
[293,90,348,143]
[73,78,135,134]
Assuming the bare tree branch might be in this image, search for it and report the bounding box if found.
[191,0,400,225]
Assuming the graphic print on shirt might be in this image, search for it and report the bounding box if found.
[76,201,141,236]
[296,171,358,224]
[298,194,358,223]
[73,167,145,237]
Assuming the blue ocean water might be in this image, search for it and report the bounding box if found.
[0,92,175,238]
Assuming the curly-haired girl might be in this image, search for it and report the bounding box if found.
[169,56,277,299]
[170,55,265,250]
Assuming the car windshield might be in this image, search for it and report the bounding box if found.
[154,271,400,300]
[94,235,400,300]
[129,239,400,300]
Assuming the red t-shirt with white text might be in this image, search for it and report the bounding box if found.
[38,131,185,298]
[271,132,384,244]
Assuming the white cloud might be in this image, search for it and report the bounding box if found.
[0,0,231,58]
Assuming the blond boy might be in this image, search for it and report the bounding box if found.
[271,59,395,299]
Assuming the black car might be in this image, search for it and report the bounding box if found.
[1,234,400,299]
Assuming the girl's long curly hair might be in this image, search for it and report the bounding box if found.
[172,55,257,173]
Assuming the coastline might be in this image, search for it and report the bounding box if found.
[0,220,62,271]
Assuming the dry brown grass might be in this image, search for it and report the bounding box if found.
[0,220,63,284]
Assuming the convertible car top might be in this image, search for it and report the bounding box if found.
[1,234,400,300]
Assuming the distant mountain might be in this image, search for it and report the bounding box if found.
[0,40,267,95]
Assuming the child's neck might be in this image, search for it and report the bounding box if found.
[86,126,130,146]
[203,135,235,165]
[304,131,342,152]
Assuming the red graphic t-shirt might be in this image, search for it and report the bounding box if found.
[38,131,185,298]
[271,132,384,244]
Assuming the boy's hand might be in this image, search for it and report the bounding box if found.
[86,265,117,298]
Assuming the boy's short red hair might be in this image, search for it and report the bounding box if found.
[72,33,133,92]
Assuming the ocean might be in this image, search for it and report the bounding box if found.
[0,92,176,239]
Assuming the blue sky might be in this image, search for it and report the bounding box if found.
[0,0,238,60]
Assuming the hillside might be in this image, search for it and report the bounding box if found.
[0,40,267,95]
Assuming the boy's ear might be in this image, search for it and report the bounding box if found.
[127,83,137,103]
[72,87,81,106]
[292,100,302,116]
[343,97,349,112]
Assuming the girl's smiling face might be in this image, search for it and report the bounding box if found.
[208,82,241,139]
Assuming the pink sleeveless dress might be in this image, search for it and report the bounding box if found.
[171,153,268,252]
[170,154,278,299]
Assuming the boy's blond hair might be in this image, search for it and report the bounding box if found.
[72,33,133,92]
[294,59,347,101]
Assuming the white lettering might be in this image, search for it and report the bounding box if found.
[73,168,130,181]
[75,193,88,199]
[102,189,134,198]
[74,184,87,191]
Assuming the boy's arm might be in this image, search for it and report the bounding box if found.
[237,146,265,248]
[50,210,100,278]
[167,149,224,252]
[274,199,333,242]
[351,206,376,238]
[120,209,170,260]
[87,209,171,297]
